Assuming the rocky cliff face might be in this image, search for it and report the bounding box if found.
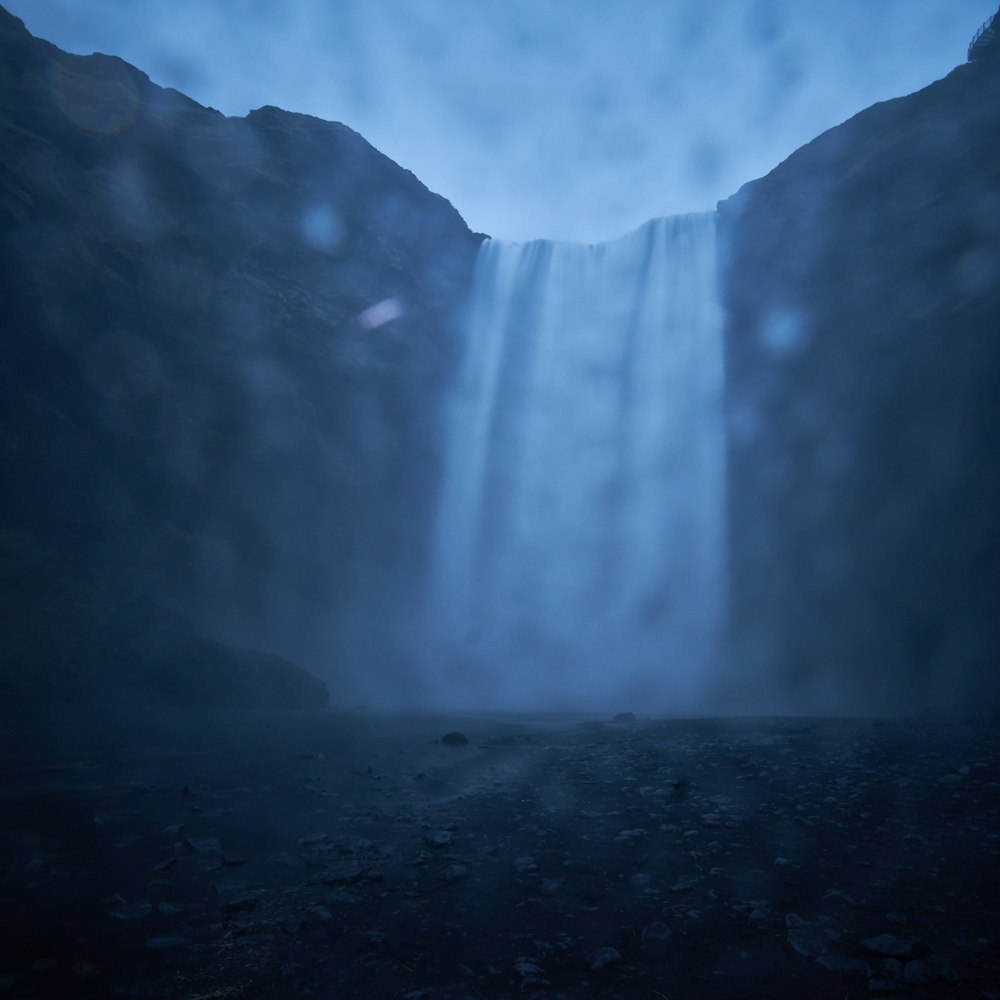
[5,3,998,715]
[0,7,481,705]
[719,55,1000,713]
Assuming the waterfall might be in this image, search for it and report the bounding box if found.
[426,213,726,711]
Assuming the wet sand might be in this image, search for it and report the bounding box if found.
[1,708,998,998]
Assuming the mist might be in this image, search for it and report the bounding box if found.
[6,0,996,242]
[420,217,726,714]
[3,4,1000,997]
[4,1,999,717]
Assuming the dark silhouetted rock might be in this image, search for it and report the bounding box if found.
[441,731,469,746]
[223,894,260,917]
[422,830,453,847]
[0,6,481,706]
[157,637,329,710]
[439,863,467,882]
[720,54,1000,715]
[861,934,922,959]
[588,946,622,971]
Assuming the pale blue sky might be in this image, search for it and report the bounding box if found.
[6,1,996,241]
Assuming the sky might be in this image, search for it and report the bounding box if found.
[6,0,997,242]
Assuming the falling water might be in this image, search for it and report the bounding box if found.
[426,213,726,711]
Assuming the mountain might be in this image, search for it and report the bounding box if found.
[719,44,1000,713]
[0,6,481,706]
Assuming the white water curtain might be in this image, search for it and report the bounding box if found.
[427,213,726,711]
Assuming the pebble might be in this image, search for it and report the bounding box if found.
[816,955,870,975]
[902,959,934,985]
[440,864,468,882]
[145,936,188,950]
[306,905,333,923]
[641,921,672,942]
[788,927,831,958]
[184,837,222,855]
[423,830,453,847]
[223,893,259,916]
[614,828,647,842]
[8,714,997,998]
[867,978,898,993]
[321,861,364,885]
[861,934,920,958]
[928,954,964,982]
[513,959,544,976]
[589,947,622,971]
[109,902,153,920]
[874,958,902,980]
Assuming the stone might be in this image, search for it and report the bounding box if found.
[223,893,259,916]
[589,947,622,971]
[423,830,453,847]
[145,936,188,949]
[320,862,364,885]
[441,732,469,746]
[928,954,964,982]
[788,927,831,959]
[109,902,153,920]
[513,959,545,976]
[816,955,871,975]
[861,934,920,959]
[670,877,699,893]
[876,959,903,981]
[902,960,934,985]
[867,979,898,994]
[614,829,647,843]
[183,837,222,855]
[439,864,468,882]
[641,921,672,942]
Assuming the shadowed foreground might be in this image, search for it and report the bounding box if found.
[1,709,997,998]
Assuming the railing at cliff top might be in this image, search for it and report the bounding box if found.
[968,10,998,61]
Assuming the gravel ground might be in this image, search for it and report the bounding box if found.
[1,708,998,999]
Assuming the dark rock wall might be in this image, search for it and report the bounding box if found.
[0,7,482,703]
[719,58,1000,713]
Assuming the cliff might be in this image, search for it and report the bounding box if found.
[0,6,482,706]
[5,1,999,715]
[719,54,1000,713]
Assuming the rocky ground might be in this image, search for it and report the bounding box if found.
[0,708,997,999]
